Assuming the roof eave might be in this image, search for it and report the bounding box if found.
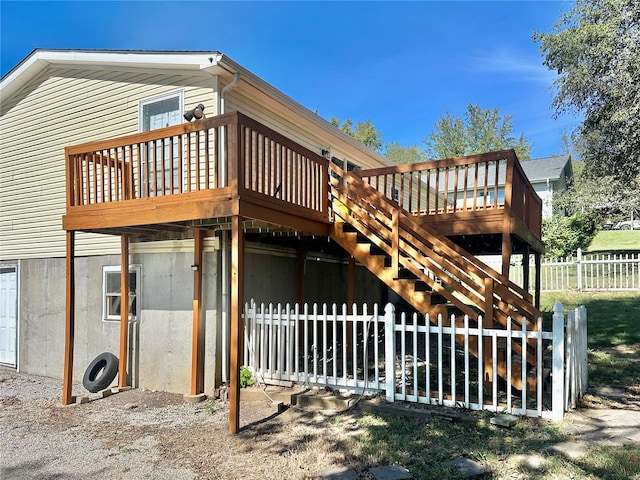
[1,49,224,102]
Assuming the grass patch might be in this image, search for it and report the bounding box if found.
[540,291,640,348]
[338,414,569,479]
[336,412,640,479]
[332,291,640,479]
[540,291,640,388]
[588,230,640,252]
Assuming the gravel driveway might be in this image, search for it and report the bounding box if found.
[0,369,347,480]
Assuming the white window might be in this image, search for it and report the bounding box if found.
[102,265,141,322]
[139,91,184,196]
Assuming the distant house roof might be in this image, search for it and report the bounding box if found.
[521,154,573,185]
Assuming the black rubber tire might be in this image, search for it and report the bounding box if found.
[83,352,119,393]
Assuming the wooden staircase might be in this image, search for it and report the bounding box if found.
[329,163,542,391]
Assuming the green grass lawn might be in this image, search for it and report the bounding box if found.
[540,291,640,388]
[588,229,640,252]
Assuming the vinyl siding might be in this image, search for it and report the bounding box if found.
[0,67,214,260]
[224,83,388,170]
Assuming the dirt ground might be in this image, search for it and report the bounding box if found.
[0,369,360,480]
[3,368,640,480]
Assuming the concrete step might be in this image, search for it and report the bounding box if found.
[291,390,355,410]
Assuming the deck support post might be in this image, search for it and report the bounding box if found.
[191,229,205,395]
[534,251,542,309]
[297,249,306,305]
[297,248,306,355]
[522,244,531,293]
[62,231,75,405]
[501,233,512,279]
[229,215,245,434]
[483,277,494,391]
[346,255,355,356]
[118,234,130,388]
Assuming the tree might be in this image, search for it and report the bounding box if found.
[534,0,640,184]
[543,213,598,258]
[424,104,532,160]
[553,161,640,223]
[330,116,383,152]
[384,142,427,165]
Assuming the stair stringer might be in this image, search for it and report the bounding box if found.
[329,165,541,391]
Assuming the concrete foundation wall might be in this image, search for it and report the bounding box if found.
[19,255,122,381]
[245,246,386,308]
[15,241,385,396]
[18,251,219,396]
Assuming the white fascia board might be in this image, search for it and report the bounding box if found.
[1,49,223,103]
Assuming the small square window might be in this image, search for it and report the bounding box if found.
[102,265,141,322]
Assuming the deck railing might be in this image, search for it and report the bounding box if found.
[354,150,542,237]
[65,111,329,223]
[65,116,539,238]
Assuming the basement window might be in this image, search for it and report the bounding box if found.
[102,265,141,322]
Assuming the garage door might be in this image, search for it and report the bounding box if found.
[0,266,17,367]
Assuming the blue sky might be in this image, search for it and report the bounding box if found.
[1,1,577,159]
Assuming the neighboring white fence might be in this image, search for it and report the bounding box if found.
[562,302,588,409]
[485,249,640,291]
[243,300,588,421]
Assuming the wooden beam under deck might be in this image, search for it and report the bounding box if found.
[118,235,130,388]
[62,231,75,405]
[191,229,205,395]
[62,188,236,232]
[229,215,245,435]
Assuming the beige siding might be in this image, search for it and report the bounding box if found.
[1,63,386,262]
[0,67,214,260]
[224,82,388,170]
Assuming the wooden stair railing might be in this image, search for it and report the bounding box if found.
[329,163,541,390]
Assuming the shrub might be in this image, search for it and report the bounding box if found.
[240,366,254,388]
[543,213,598,258]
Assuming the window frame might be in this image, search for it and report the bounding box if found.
[138,90,185,133]
[102,265,142,322]
[139,90,185,196]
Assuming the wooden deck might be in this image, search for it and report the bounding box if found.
[62,112,543,257]
[61,110,544,434]
[355,150,544,255]
[63,111,331,240]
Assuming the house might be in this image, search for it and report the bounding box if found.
[0,48,388,390]
[1,49,544,433]
[521,154,573,219]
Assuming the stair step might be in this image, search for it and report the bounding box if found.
[396,268,418,280]
[341,223,358,233]
[369,245,388,257]
[414,280,432,292]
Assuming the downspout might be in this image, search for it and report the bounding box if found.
[219,72,241,384]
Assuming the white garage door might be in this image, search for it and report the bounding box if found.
[0,266,17,367]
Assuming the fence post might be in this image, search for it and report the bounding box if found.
[577,248,583,292]
[551,301,565,421]
[566,309,575,409]
[384,303,395,402]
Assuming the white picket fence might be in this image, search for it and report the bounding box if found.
[483,249,640,291]
[243,300,588,420]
